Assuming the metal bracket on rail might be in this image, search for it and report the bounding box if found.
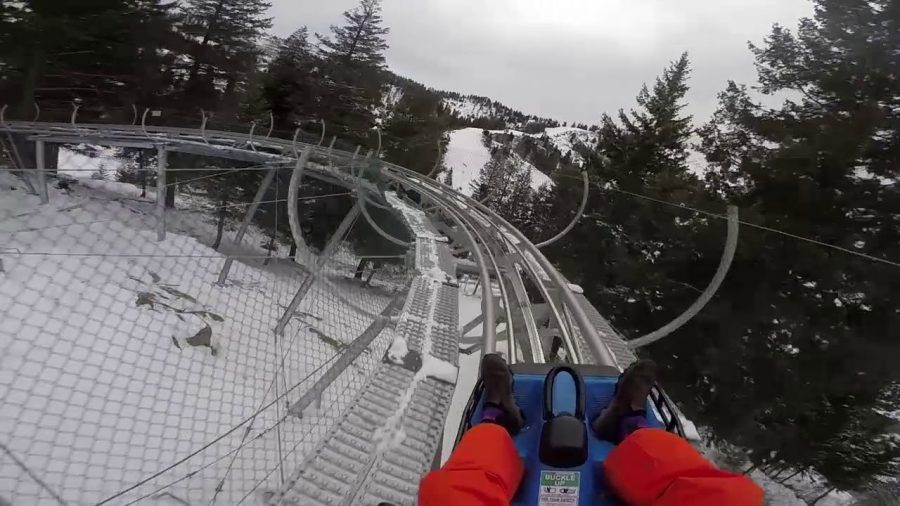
[200,109,210,145]
[536,169,590,248]
[70,103,82,139]
[246,120,257,152]
[291,128,301,158]
[265,111,274,140]
[627,205,740,349]
[354,153,411,248]
[140,108,153,141]
[286,147,314,265]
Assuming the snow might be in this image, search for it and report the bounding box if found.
[383,335,457,384]
[441,128,493,196]
[520,156,553,191]
[567,283,584,294]
[0,169,398,504]
[680,417,702,442]
[487,126,598,168]
[58,146,121,179]
[439,281,487,464]
[441,128,553,196]
[372,192,459,455]
[373,282,442,455]
[697,427,856,505]
[537,127,598,167]
[384,191,448,242]
[876,408,900,422]
[386,335,409,364]
[421,355,459,385]
[374,85,404,126]
[443,97,503,120]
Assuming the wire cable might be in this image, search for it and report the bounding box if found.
[98,350,344,505]
[555,173,900,270]
[0,443,67,505]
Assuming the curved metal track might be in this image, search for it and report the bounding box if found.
[4,119,614,366]
[2,119,669,506]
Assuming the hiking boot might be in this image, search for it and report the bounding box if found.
[591,359,658,443]
[480,353,525,435]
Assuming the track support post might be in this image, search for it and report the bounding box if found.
[216,167,277,284]
[155,146,167,241]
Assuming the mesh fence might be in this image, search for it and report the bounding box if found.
[0,137,415,504]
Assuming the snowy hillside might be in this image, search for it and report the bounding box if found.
[539,127,599,166]
[443,97,506,121]
[440,128,553,196]
[0,170,402,504]
[497,126,599,167]
[440,128,493,195]
[439,93,560,131]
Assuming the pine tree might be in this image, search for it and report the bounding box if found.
[1,0,179,120]
[317,0,389,68]
[255,27,320,130]
[686,0,900,490]
[472,154,536,231]
[177,0,273,110]
[382,79,452,175]
[548,54,699,335]
[310,0,391,145]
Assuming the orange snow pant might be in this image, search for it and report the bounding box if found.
[419,423,523,506]
[604,429,764,506]
[419,426,763,506]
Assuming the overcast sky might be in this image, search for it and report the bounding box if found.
[269,0,814,125]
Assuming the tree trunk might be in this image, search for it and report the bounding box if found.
[354,258,367,280]
[364,266,377,287]
[19,46,42,120]
[188,0,225,84]
[43,144,59,175]
[165,171,176,208]
[263,234,276,266]
[139,151,147,198]
[212,197,226,250]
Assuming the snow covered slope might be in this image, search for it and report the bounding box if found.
[441,128,493,196]
[441,128,553,196]
[541,127,599,166]
[0,170,402,504]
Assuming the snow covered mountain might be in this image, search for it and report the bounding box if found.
[438,93,559,131]
[439,128,555,197]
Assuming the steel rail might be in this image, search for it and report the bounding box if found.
[7,121,614,366]
[386,170,617,367]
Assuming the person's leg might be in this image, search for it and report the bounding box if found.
[604,429,763,506]
[419,423,523,506]
[419,354,525,506]
[616,410,652,442]
[592,359,658,443]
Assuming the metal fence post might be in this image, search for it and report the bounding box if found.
[274,205,361,336]
[156,145,167,241]
[216,167,277,285]
[35,140,48,204]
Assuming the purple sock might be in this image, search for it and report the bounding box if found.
[618,413,651,442]
[481,404,506,424]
